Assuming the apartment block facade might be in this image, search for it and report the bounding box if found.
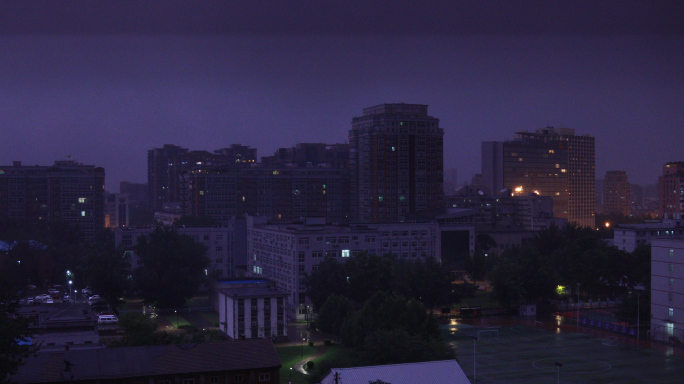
[482,127,595,228]
[0,160,105,241]
[350,103,444,223]
[659,161,684,219]
[603,170,631,216]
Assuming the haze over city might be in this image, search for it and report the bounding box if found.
[1,1,683,191]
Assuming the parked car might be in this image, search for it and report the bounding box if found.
[82,288,93,296]
[63,295,71,302]
[47,288,59,294]
[35,294,51,302]
[26,285,37,290]
[97,314,118,325]
[88,295,100,303]
[45,298,54,304]
[26,297,34,304]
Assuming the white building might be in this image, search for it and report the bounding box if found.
[613,216,684,252]
[211,279,289,340]
[247,216,441,320]
[114,224,236,278]
[651,238,684,344]
[320,360,470,384]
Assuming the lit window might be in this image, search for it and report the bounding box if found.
[341,249,350,257]
[670,249,675,259]
[81,211,86,216]
[669,278,674,287]
[200,191,204,195]
[669,308,674,317]
[78,197,86,203]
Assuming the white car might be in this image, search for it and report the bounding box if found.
[82,288,93,295]
[35,294,51,302]
[88,295,101,302]
[47,288,59,294]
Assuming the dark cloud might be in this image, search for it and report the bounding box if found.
[1,0,683,36]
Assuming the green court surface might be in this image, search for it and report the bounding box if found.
[442,323,684,384]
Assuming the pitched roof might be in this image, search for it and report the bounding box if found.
[320,360,471,384]
[13,339,281,383]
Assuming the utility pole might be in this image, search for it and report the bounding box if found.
[576,282,581,328]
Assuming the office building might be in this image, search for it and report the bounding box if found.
[603,171,631,216]
[214,144,257,164]
[349,103,444,223]
[659,161,684,219]
[0,160,105,242]
[104,192,129,228]
[651,238,684,345]
[247,216,440,320]
[482,127,595,228]
[613,216,684,252]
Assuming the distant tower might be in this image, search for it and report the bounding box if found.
[659,161,684,218]
[349,103,444,222]
[482,127,596,228]
[603,171,631,216]
[147,144,189,211]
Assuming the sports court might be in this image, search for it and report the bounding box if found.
[442,320,684,384]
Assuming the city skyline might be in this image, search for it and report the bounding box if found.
[1,2,682,191]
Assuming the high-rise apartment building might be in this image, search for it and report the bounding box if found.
[482,127,595,228]
[148,144,258,211]
[349,103,444,223]
[659,162,684,219]
[0,160,105,241]
[180,165,350,225]
[603,171,631,216]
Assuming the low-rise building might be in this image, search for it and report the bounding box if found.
[12,339,282,384]
[211,278,289,340]
[651,238,684,344]
[115,224,236,278]
[320,360,470,384]
[247,216,440,320]
[613,216,684,252]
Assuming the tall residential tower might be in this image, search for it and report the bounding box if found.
[349,103,444,223]
[482,127,595,228]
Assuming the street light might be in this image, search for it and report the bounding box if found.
[555,362,562,384]
[175,310,178,328]
[469,335,477,384]
[637,291,641,341]
[289,367,292,384]
[68,280,72,302]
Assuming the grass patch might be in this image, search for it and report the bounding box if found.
[276,345,317,384]
[164,313,192,328]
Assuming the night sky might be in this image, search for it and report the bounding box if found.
[1,1,683,191]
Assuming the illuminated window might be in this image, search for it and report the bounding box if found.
[81,211,86,216]
[341,249,350,257]
[670,249,675,258]
[669,278,674,287]
[78,197,86,203]
[549,149,555,154]
[199,191,204,195]
[669,308,674,317]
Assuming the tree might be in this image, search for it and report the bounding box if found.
[133,227,209,309]
[316,294,355,338]
[0,283,32,383]
[83,229,131,313]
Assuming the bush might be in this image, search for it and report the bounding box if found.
[305,360,315,370]
[308,340,314,347]
[324,339,332,346]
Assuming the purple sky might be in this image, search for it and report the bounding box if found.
[1,1,683,191]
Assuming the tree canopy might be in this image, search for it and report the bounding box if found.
[82,229,131,313]
[488,223,649,308]
[132,227,209,309]
[304,253,458,311]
